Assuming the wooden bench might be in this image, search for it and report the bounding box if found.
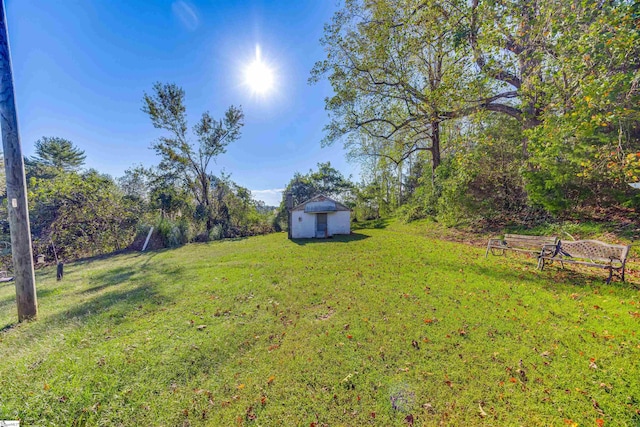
[486,234,558,258]
[537,240,630,283]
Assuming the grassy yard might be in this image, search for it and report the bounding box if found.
[0,221,639,426]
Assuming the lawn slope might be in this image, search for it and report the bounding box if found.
[0,221,639,426]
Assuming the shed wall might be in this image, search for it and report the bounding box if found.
[291,210,351,239]
[291,211,317,239]
[328,210,351,235]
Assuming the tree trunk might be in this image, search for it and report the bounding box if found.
[431,118,441,172]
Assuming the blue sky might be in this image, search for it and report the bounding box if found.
[6,0,356,206]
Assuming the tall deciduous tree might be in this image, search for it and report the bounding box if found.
[311,0,492,174]
[142,82,244,233]
[316,0,640,219]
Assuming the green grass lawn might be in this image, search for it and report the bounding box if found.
[1,221,639,426]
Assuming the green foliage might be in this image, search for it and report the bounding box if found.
[30,136,86,172]
[315,0,640,224]
[0,221,638,425]
[283,162,354,207]
[521,1,640,215]
[29,170,141,260]
[277,162,355,229]
[142,82,244,234]
[156,218,192,247]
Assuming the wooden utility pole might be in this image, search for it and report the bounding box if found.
[0,0,37,321]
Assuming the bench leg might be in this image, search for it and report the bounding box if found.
[538,257,545,271]
[605,267,613,284]
[485,243,491,258]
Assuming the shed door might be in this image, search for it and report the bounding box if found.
[316,213,327,238]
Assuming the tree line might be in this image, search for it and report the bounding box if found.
[309,0,640,226]
[0,83,277,266]
[3,0,639,264]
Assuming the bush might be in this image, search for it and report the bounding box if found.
[157,218,192,247]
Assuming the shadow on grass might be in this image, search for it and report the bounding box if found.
[79,267,136,295]
[291,232,370,246]
[51,283,164,325]
[352,218,391,230]
[0,321,18,334]
[482,254,637,289]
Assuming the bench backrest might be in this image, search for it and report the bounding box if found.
[504,234,558,250]
[559,240,630,263]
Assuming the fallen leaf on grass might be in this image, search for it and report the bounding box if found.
[596,418,605,427]
[478,403,487,418]
[43,383,50,391]
[405,414,414,425]
[267,375,275,385]
[197,325,207,330]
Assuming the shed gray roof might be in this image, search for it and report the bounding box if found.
[291,195,350,212]
[304,200,337,213]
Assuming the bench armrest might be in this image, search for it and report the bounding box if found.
[539,243,558,258]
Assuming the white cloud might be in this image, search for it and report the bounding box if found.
[251,188,284,207]
[172,1,199,31]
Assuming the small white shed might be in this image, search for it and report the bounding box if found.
[290,195,351,239]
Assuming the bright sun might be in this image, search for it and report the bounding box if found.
[244,45,274,96]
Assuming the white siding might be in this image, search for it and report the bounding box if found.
[291,210,351,238]
[291,211,316,238]
[328,211,351,235]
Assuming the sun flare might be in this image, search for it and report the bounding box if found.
[243,45,275,96]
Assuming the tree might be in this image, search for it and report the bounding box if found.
[117,164,151,203]
[522,1,640,214]
[30,136,86,172]
[29,170,140,260]
[311,0,488,175]
[276,162,354,229]
[284,162,354,207]
[315,0,640,220]
[142,82,244,233]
